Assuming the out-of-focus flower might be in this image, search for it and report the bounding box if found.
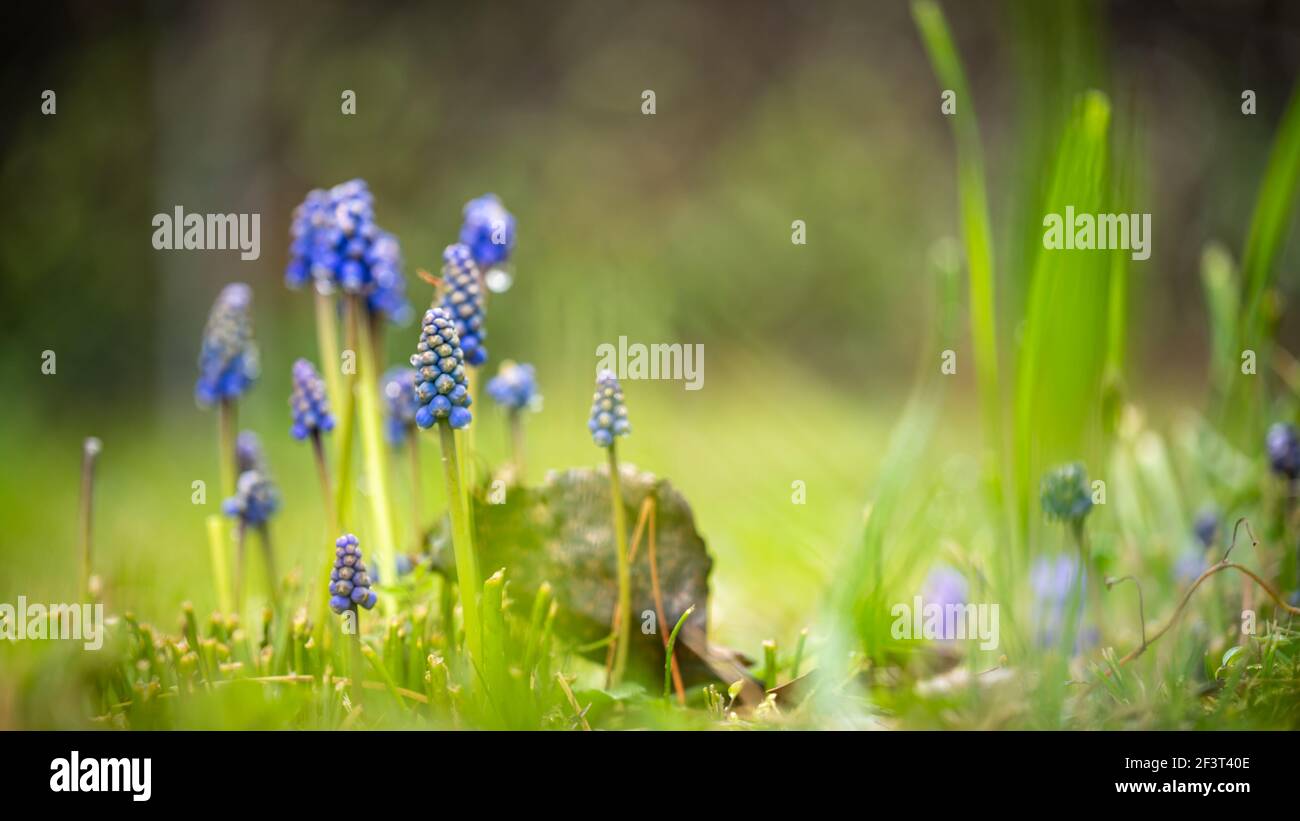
[222,469,279,527]
[1030,554,1096,651]
[329,533,378,613]
[196,283,259,406]
[410,307,473,430]
[284,180,410,323]
[439,243,488,366]
[588,369,630,448]
[1193,507,1220,550]
[921,566,968,640]
[1040,462,1093,524]
[289,359,335,441]
[1266,422,1300,480]
[382,367,420,446]
[236,430,264,473]
[458,193,515,269]
[486,361,539,412]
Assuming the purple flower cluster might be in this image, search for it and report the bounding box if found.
[410,307,473,430]
[439,243,488,366]
[284,179,411,324]
[458,194,515,269]
[588,369,630,447]
[289,358,335,441]
[486,361,538,412]
[222,469,279,527]
[196,283,259,406]
[329,533,378,613]
[382,367,420,446]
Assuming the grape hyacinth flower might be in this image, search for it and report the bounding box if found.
[487,361,538,412]
[439,243,488,367]
[588,369,631,447]
[1040,462,1093,525]
[1193,507,1220,550]
[196,283,259,408]
[411,306,483,662]
[235,430,265,473]
[284,188,331,290]
[920,566,969,641]
[1030,554,1097,652]
[459,193,516,271]
[1266,422,1300,480]
[223,468,281,608]
[411,307,474,430]
[329,534,378,614]
[382,367,420,447]
[589,369,633,686]
[488,361,540,478]
[289,359,336,441]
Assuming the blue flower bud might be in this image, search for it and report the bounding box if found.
[328,533,378,614]
[438,243,488,366]
[196,283,259,406]
[1266,422,1300,480]
[487,361,539,412]
[235,430,265,473]
[1039,462,1093,524]
[382,367,419,447]
[410,307,473,430]
[458,194,515,269]
[289,358,335,441]
[223,469,279,527]
[588,369,630,448]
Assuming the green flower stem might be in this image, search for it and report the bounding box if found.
[409,434,424,546]
[234,520,247,611]
[607,442,632,687]
[205,514,233,614]
[792,627,809,679]
[350,295,399,611]
[437,420,483,665]
[79,438,99,600]
[333,302,359,530]
[314,290,344,413]
[258,524,280,611]
[348,608,365,709]
[218,398,237,498]
[664,605,694,699]
[509,409,526,480]
[311,431,339,536]
[762,639,778,690]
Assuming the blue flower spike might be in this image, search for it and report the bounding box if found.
[289,358,336,441]
[284,179,410,323]
[459,193,516,270]
[196,283,259,406]
[1040,462,1093,524]
[222,470,279,527]
[1266,422,1300,480]
[382,367,420,446]
[410,306,473,430]
[487,361,539,412]
[588,369,630,448]
[328,533,378,614]
[439,243,488,367]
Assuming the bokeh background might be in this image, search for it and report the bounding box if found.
[3,0,1300,690]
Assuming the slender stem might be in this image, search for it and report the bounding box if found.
[664,606,695,699]
[311,431,338,535]
[464,368,479,488]
[234,520,247,611]
[314,290,343,417]
[792,628,809,679]
[218,399,237,497]
[607,442,632,687]
[334,302,359,529]
[259,525,280,610]
[438,421,483,664]
[79,438,100,600]
[509,409,525,481]
[351,295,399,610]
[206,515,233,614]
[348,606,365,710]
[409,434,424,546]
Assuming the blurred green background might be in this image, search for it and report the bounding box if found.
[3,0,1300,726]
